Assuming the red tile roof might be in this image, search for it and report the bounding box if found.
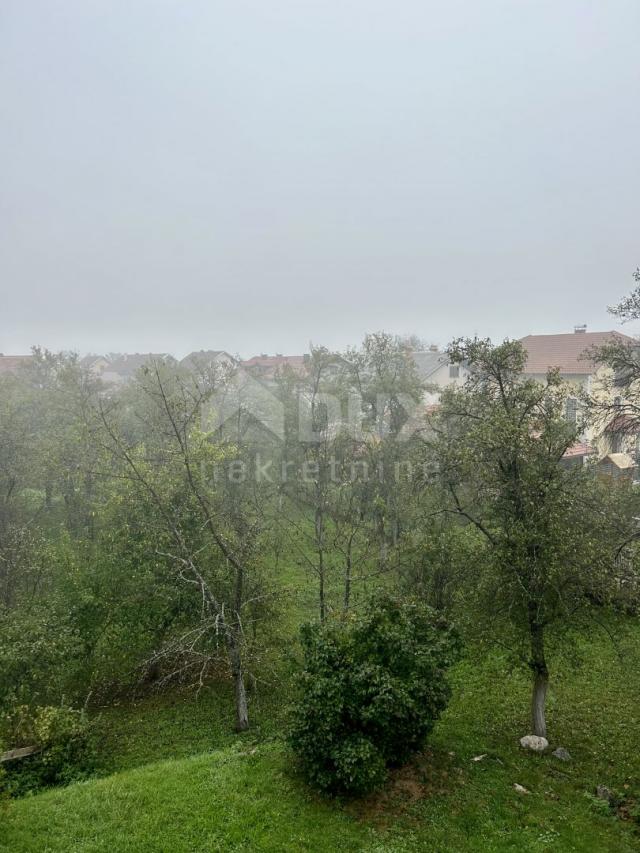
[0,355,33,374]
[562,441,596,459]
[519,331,635,375]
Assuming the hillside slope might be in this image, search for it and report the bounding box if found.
[2,628,639,852]
[0,744,376,853]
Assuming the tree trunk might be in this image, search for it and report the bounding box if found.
[315,507,326,622]
[529,617,549,738]
[531,669,548,738]
[343,547,352,613]
[84,473,95,540]
[227,632,249,732]
[392,514,400,547]
[318,558,326,622]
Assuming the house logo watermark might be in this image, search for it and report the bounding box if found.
[201,368,286,440]
[201,367,427,445]
[199,366,432,485]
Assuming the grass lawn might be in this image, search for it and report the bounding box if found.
[2,623,639,852]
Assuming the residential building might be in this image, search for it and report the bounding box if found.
[411,347,469,404]
[79,354,110,377]
[241,354,308,383]
[100,353,174,386]
[0,354,33,375]
[519,326,638,468]
[180,350,236,372]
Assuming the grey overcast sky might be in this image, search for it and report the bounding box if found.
[1,1,639,358]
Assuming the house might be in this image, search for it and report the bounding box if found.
[411,347,469,404]
[79,354,110,377]
[560,441,596,469]
[519,326,638,463]
[0,354,33,375]
[519,327,635,383]
[180,350,236,372]
[101,353,174,386]
[597,452,636,481]
[241,354,308,383]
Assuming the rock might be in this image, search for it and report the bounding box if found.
[514,783,530,794]
[552,747,571,762]
[596,785,613,803]
[519,735,549,752]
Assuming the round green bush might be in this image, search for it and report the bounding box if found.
[289,593,461,795]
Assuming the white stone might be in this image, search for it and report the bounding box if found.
[519,734,549,752]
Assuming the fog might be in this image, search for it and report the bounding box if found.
[1,1,639,357]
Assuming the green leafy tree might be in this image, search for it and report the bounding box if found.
[344,333,425,558]
[92,359,271,731]
[585,267,640,442]
[428,338,638,738]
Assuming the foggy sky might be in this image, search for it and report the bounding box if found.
[1,1,639,358]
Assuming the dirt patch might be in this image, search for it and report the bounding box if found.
[348,747,464,826]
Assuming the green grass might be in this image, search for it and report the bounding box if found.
[2,624,639,852]
[88,681,287,775]
[0,744,377,852]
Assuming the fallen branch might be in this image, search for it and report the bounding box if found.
[0,745,41,763]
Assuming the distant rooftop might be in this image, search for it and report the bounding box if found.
[411,350,447,379]
[519,329,635,375]
[181,350,235,367]
[241,354,307,379]
[104,353,172,378]
[0,354,33,374]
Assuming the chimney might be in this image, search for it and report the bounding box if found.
[574,324,587,334]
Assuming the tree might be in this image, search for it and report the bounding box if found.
[586,267,640,441]
[427,338,637,738]
[91,359,269,731]
[344,334,425,558]
[276,344,388,619]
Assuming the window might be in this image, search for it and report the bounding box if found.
[449,365,460,379]
[611,432,624,454]
[565,397,578,423]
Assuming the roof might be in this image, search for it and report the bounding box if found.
[599,452,636,470]
[181,350,235,368]
[241,355,307,379]
[519,330,635,375]
[79,354,108,366]
[0,355,33,374]
[104,353,171,377]
[562,441,596,459]
[182,350,231,361]
[411,350,447,379]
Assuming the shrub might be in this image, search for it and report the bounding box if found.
[0,607,85,712]
[289,593,461,795]
[0,704,95,796]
